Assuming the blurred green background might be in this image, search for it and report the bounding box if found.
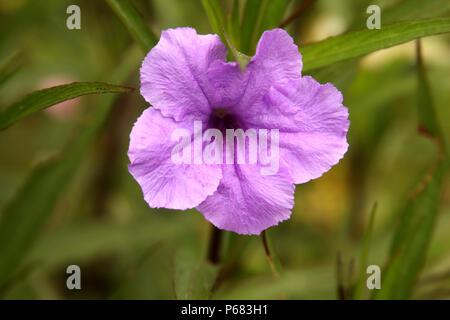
[0,0,449,299]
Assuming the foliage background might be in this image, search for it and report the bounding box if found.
[0,0,449,299]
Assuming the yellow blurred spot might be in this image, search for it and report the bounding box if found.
[0,0,26,13]
[292,162,350,231]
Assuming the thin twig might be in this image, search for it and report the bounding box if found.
[336,251,347,300]
[279,0,316,28]
[207,225,223,265]
[261,230,279,279]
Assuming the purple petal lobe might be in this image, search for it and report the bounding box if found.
[234,28,302,117]
[205,60,248,108]
[128,108,222,210]
[252,28,303,78]
[140,28,227,122]
[197,164,295,235]
[265,76,350,184]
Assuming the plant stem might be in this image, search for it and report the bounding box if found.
[207,225,223,264]
[261,230,279,279]
[279,0,316,28]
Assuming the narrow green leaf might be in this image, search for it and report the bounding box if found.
[201,0,226,40]
[375,162,445,299]
[249,0,291,54]
[348,0,450,31]
[416,40,442,138]
[226,0,242,50]
[173,250,219,299]
[301,18,450,72]
[0,46,142,291]
[27,217,185,269]
[383,0,450,24]
[241,0,267,54]
[216,267,334,299]
[353,202,377,300]
[106,0,158,52]
[201,0,239,62]
[0,82,133,131]
[261,230,283,279]
[222,30,251,71]
[259,0,290,32]
[373,40,446,299]
[0,51,22,88]
[241,0,291,55]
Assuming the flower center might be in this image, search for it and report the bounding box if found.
[209,108,242,132]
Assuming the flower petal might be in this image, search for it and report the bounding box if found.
[140,28,227,122]
[128,108,223,210]
[197,164,295,235]
[265,76,350,184]
[205,60,248,108]
[233,28,302,117]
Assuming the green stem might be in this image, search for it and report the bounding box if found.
[207,225,223,265]
[261,230,280,279]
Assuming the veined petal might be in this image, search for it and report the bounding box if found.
[197,164,295,235]
[128,108,223,210]
[265,76,350,184]
[233,28,302,116]
[140,28,227,122]
[205,60,248,108]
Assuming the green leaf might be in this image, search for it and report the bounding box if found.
[353,202,377,300]
[416,40,442,138]
[106,0,158,52]
[0,46,142,291]
[259,0,290,32]
[374,41,447,299]
[375,161,445,300]
[226,0,242,50]
[240,0,291,54]
[0,51,22,88]
[261,230,283,279]
[201,0,226,41]
[241,0,268,54]
[222,31,252,71]
[301,18,450,72]
[383,0,450,24]
[173,250,219,300]
[348,0,450,31]
[202,0,241,63]
[216,267,335,299]
[26,217,185,269]
[0,82,133,131]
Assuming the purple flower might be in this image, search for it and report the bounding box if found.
[128,27,349,235]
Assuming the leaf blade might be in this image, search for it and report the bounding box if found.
[201,0,226,40]
[353,202,377,300]
[374,41,446,299]
[416,40,442,138]
[106,0,158,52]
[375,162,445,299]
[241,0,267,54]
[0,46,142,291]
[301,18,450,72]
[0,51,22,88]
[0,82,133,130]
[173,250,219,300]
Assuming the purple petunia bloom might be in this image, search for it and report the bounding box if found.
[128,27,349,235]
